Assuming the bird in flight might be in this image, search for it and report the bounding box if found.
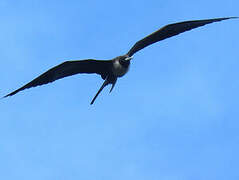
[4,17,237,104]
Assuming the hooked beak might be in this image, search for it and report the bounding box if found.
[125,57,133,61]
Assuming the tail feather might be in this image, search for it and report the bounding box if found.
[90,78,109,105]
[109,78,117,93]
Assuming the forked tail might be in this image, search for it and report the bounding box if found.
[90,76,117,105]
[90,79,109,105]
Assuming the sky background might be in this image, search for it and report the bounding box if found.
[0,0,239,179]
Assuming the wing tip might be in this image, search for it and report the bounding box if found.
[3,93,15,99]
[215,17,238,22]
[2,95,8,98]
[227,16,239,19]
[220,16,239,21]
[2,94,11,99]
[2,88,22,99]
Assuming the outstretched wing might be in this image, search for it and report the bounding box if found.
[4,59,111,97]
[127,17,237,57]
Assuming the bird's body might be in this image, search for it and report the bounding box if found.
[4,17,237,104]
[90,55,131,104]
[112,56,130,77]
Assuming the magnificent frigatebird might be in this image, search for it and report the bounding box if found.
[4,17,237,104]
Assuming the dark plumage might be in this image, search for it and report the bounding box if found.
[4,17,237,104]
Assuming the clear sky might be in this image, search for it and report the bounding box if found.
[1,0,239,179]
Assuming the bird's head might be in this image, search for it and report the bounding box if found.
[117,55,133,67]
[116,55,133,61]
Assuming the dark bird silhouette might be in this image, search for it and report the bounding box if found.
[4,17,237,104]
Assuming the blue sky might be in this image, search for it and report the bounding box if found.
[1,0,239,179]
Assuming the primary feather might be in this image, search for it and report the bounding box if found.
[4,59,111,97]
[127,17,237,57]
